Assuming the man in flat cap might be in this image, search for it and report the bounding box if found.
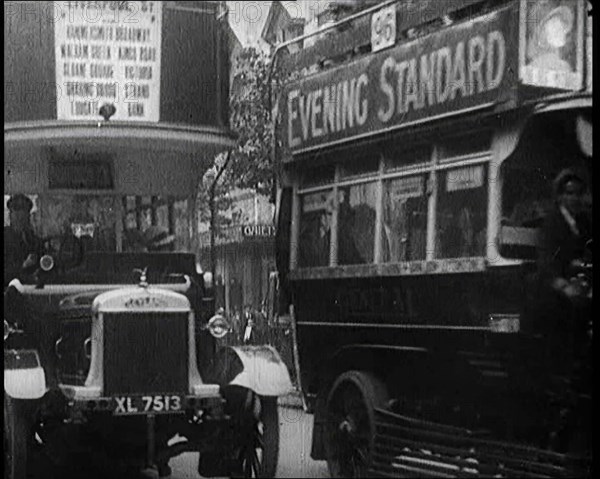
[4,194,43,285]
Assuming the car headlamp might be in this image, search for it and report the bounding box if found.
[40,254,55,272]
[206,313,231,339]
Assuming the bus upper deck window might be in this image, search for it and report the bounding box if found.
[436,165,487,259]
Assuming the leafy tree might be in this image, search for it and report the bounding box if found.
[198,47,280,230]
[226,47,279,197]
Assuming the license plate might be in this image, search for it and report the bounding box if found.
[114,395,183,415]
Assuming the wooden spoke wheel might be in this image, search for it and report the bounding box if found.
[227,388,279,478]
[324,371,388,478]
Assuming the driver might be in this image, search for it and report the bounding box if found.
[4,194,43,286]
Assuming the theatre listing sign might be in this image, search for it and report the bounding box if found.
[282,6,517,154]
[54,1,162,122]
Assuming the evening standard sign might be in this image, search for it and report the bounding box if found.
[282,7,517,154]
[54,1,162,121]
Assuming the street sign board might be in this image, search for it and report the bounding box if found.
[371,4,396,53]
[242,225,277,239]
[54,1,162,122]
[282,6,517,155]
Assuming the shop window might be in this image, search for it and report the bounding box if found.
[383,176,427,262]
[338,183,377,265]
[298,190,334,267]
[436,165,487,258]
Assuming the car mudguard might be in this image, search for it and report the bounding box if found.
[4,349,47,399]
[226,345,294,397]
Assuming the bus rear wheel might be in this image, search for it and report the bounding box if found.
[324,371,388,478]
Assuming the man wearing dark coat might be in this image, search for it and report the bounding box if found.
[538,168,592,311]
[536,168,592,451]
[4,194,43,286]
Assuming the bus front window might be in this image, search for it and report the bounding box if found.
[9,194,191,256]
[498,114,590,259]
[41,195,119,252]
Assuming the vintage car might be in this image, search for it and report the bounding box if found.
[4,242,293,479]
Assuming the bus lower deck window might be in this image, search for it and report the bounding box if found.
[436,166,487,258]
[338,183,377,265]
[298,191,333,267]
[383,176,427,262]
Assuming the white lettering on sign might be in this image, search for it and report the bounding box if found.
[377,30,505,120]
[242,225,277,238]
[371,4,396,53]
[124,296,168,309]
[446,165,484,192]
[54,1,162,122]
[287,29,506,149]
[288,74,369,149]
[388,176,423,198]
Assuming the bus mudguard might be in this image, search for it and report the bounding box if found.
[223,345,294,397]
[4,349,47,399]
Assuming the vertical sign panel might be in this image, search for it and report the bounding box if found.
[519,0,583,90]
[54,1,162,121]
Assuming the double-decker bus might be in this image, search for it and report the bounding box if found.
[273,0,592,476]
[4,2,292,478]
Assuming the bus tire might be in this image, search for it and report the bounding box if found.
[324,371,388,478]
[4,395,30,479]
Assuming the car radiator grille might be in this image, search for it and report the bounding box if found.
[103,312,189,395]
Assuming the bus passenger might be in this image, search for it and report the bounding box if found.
[4,194,43,285]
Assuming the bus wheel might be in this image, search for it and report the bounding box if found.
[324,371,388,478]
[4,395,30,479]
[230,389,279,478]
